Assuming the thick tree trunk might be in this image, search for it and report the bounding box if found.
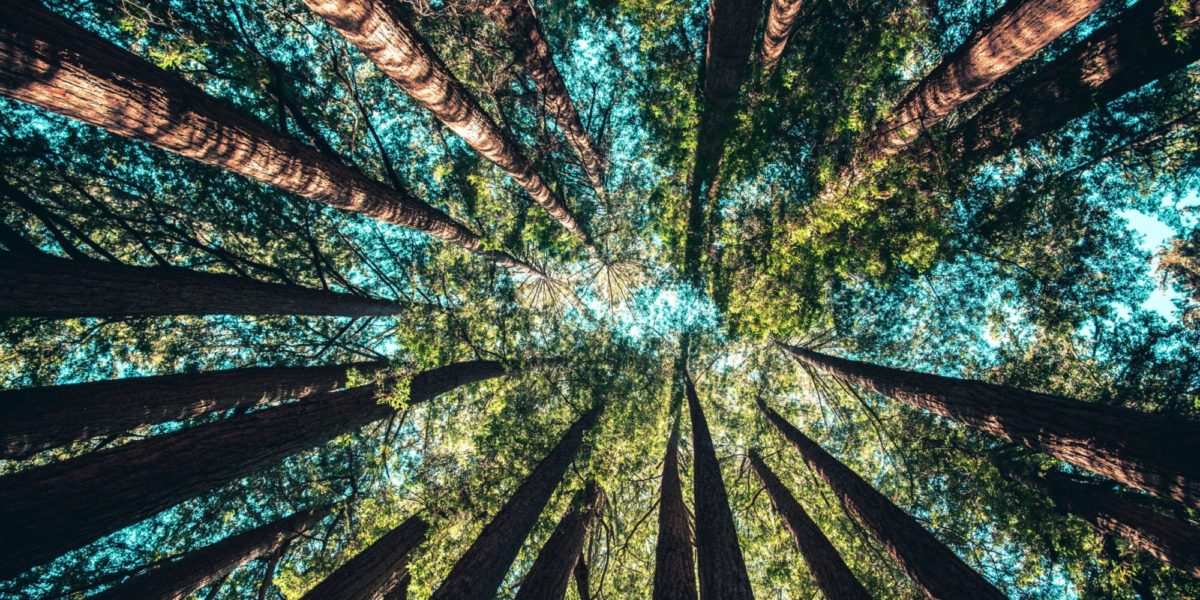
[488,0,607,199]
[300,515,429,600]
[781,343,1200,509]
[430,402,603,600]
[747,451,871,599]
[686,377,753,600]
[758,400,1004,599]
[91,505,332,600]
[0,360,507,579]
[760,0,804,75]
[302,0,593,249]
[0,360,385,459]
[653,410,698,600]
[514,481,606,600]
[0,0,537,276]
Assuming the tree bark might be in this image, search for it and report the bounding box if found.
[430,402,603,599]
[760,0,804,75]
[0,359,385,459]
[574,556,593,600]
[686,377,754,600]
[747,451,871,599]
[781,343,1200,509]
[302,0,593,250]
[514,481,606,600]
[653,409,698,600]
[91,505,332,600]
[300,515,429,600]
[0,0,538,276]
[0,360,507,579]
[758,399,1004,599]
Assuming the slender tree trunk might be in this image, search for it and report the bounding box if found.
[747,451,871,599]
[514,481,606,600]
[300,515,429,600]
[653,409,698,600]
[0,360,507,579]
[574,557,593,600]
[686,377,753,600]
[488,0,607,200]
[0,360,385,459]
[758,399,1005,599]
[0,0,538,276]
[760,0,804,75]
[302,0,593,250]
[430,403,603,600]
[91,505,332,600]
[781,343,1200,509]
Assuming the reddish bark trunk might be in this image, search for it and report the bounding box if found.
[653,410,699,600]
[760,0,804,74]
[300,515,429,600]
[514,481,606,600]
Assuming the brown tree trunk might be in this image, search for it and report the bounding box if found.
[0,360,507,579]
[0,359,385,459]
[430,402,603,600]
[488,0,607,200]
[514,481,606,600]
[758,400,1004,599]
[760,0,804,75]
[653,409,698,600]
[781,343,1200,509]
[686,377,753,600]
[302,0,593,250]
[300,515,429,600]
[747,451,871,599]
[0,0,538,276]
[574,557,593,600]
[91,505,332,600]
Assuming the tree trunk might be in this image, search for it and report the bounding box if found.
[300,515,429,600]
[514,481,606,600]
[91,505,332,600]
[0,360,507,579]
[760,0,804,75]
[0,359,385,459]
[758,400,1004,599]
[686,377,754,600]
[488,0,607,200]
[302,0,593,250]
[747,451,871,599]
[574,557,593,600]
[430,402,603,600]
[781,343,1200,509]
[0,0,538,276]
[653,409,698,600]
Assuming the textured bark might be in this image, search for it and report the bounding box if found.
[0,359,385,459]
[686,378,753,600]
[489,0,607,199]
[430,403,603,600]
[300,515,429,600]
[653,410,698,600]
[760,0,804,74]
[0,360,507,579]
[514,481,606,600]
[782,343,1200,509]
[303,0,592,249]
[0,0,537,275]
[92,506,331,600]
[747,451,871,599]
[758,400,1005,599]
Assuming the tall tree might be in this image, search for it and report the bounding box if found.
[759,0,805,76]
[781,343,1200,509]
[302,0,594,250]
[758,399,1005,599]
[653,409,698,600]
[514,481,606,600]
[430,402,603,600]
[686,376,754,600]
[0,0,539,276]
[0,360,508,579]
[91,505,332,600]
[300,515,429,600]
[747,450,871,599]
[0,360,385,459]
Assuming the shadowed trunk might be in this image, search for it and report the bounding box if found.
[0,0,537,275]
[747,451,871,599]
[653,409,698,600]
[301,515,429,600]
[760,0,804,75]
[430,402,603,600]
[303,0,592,249]
[686,377,753,600]
[0,359,385,459]
[514,481,606,600]
[758,400,1004,599]
[0,360,508,579]
[781,343,1200,509]
[574,557,592,600]
[92,506,332,600]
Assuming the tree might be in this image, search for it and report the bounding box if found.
[300,515,429,600]
[653,408,698,600]
[514,481,606,600]
[1159,227,1200,328]
[759,0,805,76]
